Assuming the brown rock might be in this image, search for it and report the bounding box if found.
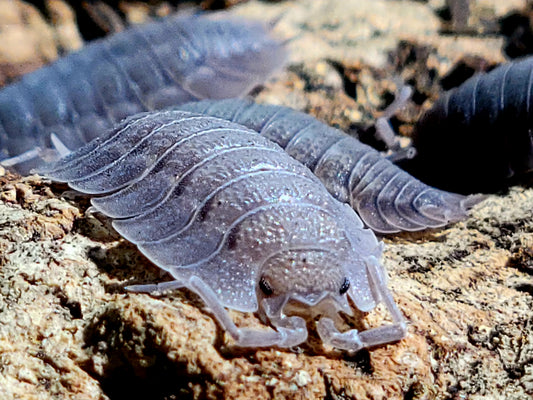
[0,0,83,84]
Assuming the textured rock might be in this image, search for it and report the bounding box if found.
[0,1,532,400]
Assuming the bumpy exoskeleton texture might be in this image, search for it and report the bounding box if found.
[178,99,482,234]
[39,110,406,351]
[0,13,286,173]
[407,56,533,193]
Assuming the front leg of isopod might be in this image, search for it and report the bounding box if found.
[125,279,187,294]
[318,257,407,351]
[236,315,308,348]
[316,317,363,351]
[188,276,308,348]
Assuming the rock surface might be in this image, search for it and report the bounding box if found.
[0,1,532,399]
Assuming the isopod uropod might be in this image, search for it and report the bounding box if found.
[39,110,406,351]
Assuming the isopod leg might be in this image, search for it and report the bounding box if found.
[189,276,308,348]
[125,279,187,293]
[232,315,308,348]
[375,85,416,162]
[317,257,406,351]
[1,133,73,169]
[316,318,363,351]
[0,147,42,167]
[50,133,72,157]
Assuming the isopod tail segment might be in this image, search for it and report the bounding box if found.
[126,255,407,351]
[375,85,418,163]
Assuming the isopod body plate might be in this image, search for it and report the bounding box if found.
[40,110,406,350]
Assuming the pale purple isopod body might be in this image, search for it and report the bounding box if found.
[38,110,406,351]
[0,13,286,173]
[177,99,483,234]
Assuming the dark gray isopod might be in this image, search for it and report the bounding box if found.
[406,56,533,193]
[0,13,286,173]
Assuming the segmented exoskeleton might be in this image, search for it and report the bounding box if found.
[178,99,482,234]
[39,110,406,351]
[0,13,286,173]
[407,56,533,193]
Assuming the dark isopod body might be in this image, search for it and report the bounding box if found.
[406,56,533,193]
[0,13,286,173]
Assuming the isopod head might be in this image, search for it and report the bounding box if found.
[256,249,354,324]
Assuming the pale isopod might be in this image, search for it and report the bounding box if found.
[39,110,406,351]
[178,99,482,233]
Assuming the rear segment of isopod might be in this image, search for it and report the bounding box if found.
[39,110,405,351]
[178,99,482,234]
[0,13,287,173]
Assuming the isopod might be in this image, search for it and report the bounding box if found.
[39,110,406,351]
[0,13,286,173]
[178,99,482,234]
[406,56,533,193]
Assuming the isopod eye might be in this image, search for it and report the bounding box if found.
[339,278,350,295]
[259,276,274,296]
